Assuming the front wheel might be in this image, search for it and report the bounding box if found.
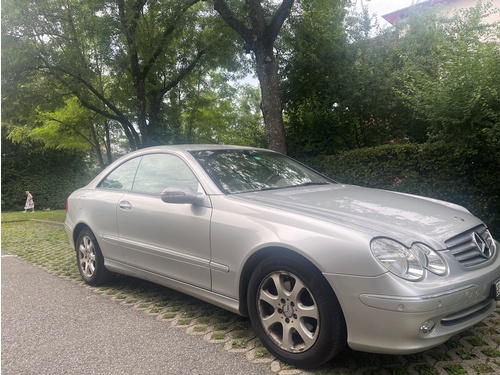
[76,228,110,285]
[247,255,347,368]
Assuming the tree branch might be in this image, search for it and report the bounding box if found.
[245,0,266,39]
[118,0,146,81]
[144,0,202,77]
[213,0,253,45]
[267,0,295,45]
[159,49,205,97]
[39,64,141,149]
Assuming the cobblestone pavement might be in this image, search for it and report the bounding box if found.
[2,220,500,375]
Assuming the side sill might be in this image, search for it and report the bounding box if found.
[104,259,245,316]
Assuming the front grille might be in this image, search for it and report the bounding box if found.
[445,225,496,267]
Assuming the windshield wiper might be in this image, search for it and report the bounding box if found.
[259,182,331,192]
[291,182,331,188]
[258,186,290,192]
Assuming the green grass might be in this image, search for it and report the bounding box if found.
[473,364,494,373]
[177,318,192,326]
[414,365,439,375]
[193,325,208,333]
[211,332,226,340]
[162,312,177,319]
[1,219,77,279]
[232,330,248,339]
[1,209,66,223]
[231,340,248,349]
[443,364,467,375]
[482,348,500,358]
[254,348,272,358]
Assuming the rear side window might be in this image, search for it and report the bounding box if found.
[99,157,141,190]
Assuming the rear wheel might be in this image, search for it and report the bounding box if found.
[247,255,346,368]
[76,229,110,285]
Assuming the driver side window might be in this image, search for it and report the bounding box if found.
[99,157,141,190]
[132,153,200,195]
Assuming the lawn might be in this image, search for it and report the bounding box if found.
[1,209,66,223]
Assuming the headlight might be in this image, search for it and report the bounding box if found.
[371,239,424,280]
[411,243,447,275]
[371,238,447,281]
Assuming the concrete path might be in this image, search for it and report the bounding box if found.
[1,253,274,375]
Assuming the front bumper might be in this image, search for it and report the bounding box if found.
[324,270,499,354]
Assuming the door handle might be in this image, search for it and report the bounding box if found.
[119,201,132,210]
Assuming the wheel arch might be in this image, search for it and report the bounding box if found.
[72,223,92,250]
[238,246,338,316]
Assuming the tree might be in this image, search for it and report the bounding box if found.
[281,0,352,157]
[280,0,423,158]
[212,0,294,153]
[116,0,205,147]
[2,0,240,151]
[180,71,266,145]
[281,1,499,158]
[395,2,500,151]
[339,6,430,149]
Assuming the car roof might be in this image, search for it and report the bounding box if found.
[142,144,270,152]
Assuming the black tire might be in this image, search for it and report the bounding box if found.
[75,228,110,285]
[247,255,347,368]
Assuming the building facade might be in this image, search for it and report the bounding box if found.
[383,0,500,25]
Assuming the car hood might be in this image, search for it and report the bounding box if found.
[233,184,483,249]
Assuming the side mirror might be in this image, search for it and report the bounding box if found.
[161,186,204,205]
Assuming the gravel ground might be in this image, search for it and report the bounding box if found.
[1,253,276,375]
[2,219,500,375]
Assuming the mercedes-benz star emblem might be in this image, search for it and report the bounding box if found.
[472,232,492,259]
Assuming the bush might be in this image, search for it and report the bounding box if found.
[319,143,500,237]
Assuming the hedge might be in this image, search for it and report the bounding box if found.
[1,136,92,212]
[1,172,91,212]
[319,143,500,238]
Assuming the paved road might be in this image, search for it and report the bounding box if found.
[1,253,274,375]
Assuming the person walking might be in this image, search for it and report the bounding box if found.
[24,191,34,213]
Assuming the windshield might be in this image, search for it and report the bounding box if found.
[190,149,333,194]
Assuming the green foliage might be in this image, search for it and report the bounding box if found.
[284,1,500,158]
[212,0,293,153]
[321,143,500,237]
[181,72,265,146]
[282,1,429,158]
[8,97,93,152]
[282,0,355,157]
[395,2,500,150]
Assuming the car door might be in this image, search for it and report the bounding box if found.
[116,152,212,289]
[87,156,143,262]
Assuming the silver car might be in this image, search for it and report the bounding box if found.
[65,144,500,368]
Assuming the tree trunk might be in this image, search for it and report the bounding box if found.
[254,44,287,153]
[90,124,105,169]
[104,121,113,165]
[213,0,293,154]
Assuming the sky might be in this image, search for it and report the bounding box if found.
[361,0,419,26]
